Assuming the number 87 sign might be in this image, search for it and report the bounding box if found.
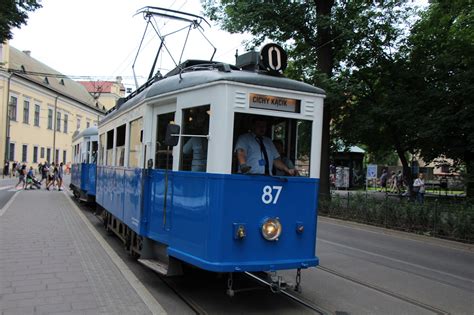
[261,185,283,205]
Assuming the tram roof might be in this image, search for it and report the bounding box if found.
[72,126,98,142]
[101,64,326,125]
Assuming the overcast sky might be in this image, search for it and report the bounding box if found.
[10,0,251,89]
[10,0,428,91]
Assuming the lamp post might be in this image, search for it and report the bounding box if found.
[3,72,13,178]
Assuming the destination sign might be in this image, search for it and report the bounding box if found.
[249,93,301,113]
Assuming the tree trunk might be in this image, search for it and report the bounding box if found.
[315,0,335,198]
[395,145,413,197]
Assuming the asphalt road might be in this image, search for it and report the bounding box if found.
[299,217,474,314]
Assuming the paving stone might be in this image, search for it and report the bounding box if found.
[0,189,156,314]
[1,305,35,315]
[36,303,72,314]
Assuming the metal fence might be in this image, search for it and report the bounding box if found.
[319,193,474,244]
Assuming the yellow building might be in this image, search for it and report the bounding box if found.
[0,43,105,172]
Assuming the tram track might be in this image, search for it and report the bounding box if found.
[77,197,328,314]
[155,274,208,315]
[317,265,450,315]
[243,271,329,315]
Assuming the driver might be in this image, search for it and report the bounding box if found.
[234,117,296,176]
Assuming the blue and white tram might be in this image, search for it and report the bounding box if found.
[93,44,325,278]
[70,126,98,201]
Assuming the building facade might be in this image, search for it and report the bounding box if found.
[78,78,125,112]
[0,43,105,172]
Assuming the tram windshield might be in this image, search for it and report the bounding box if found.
[233,113,312,177]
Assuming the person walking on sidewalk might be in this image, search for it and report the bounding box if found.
[46,162,57,190]
[12,161,17,177]
[57,162,64,191]
[379,168,388,192]
[40,161,49,185]
[3,160,9,177]
[15,163,27,189]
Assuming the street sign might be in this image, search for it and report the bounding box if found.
[367,164,377,179]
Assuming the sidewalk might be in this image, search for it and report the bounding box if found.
[0,188,165,314]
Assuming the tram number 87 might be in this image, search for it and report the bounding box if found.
[262,185,283,205]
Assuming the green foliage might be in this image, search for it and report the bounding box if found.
[202,0,415,147]
[0,0,42,42]
[407,0,474,194]
[319,193,474,242]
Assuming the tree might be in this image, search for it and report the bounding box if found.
[202,0,414,196]
[0,0,42,43]
[408,0,474,196]
[335,54,422,194]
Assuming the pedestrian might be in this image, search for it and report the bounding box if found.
[38,162,43,176]
[57,162,64,191]
[41,161,49,185]
[15,163,27,189]
[379,168,388,192]
[3,160,9,176]
[12,161,17,177]
[413,173,426,204]
[46,162,56,190]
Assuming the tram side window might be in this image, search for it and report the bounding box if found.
[84,141,90,163]
[106,130,114,166]
[295,120,312,177]
[155,112,175,169]
[91,141,98,163]
[115,124,126,167]
[128,117,143,168]
[232,113,311,177]
[99,133,105,165]
[73,144,78,163]
[180,105,210,172]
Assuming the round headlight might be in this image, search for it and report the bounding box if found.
[261,218,282,241]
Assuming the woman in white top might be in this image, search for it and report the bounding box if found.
[413,173,426,204]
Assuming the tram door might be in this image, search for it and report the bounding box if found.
[155,112,175,170]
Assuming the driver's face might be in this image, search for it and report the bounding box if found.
[253,120,267,136]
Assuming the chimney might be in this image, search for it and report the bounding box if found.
[23,50,31,56]
[115,76,122,84]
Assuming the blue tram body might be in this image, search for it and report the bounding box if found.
[71,163,97,196]
[96,167,319,272]
[70,127,98,201]
[72,44,325,279]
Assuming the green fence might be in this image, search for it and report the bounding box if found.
[319,193,474,243]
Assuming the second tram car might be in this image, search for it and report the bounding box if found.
[70,126,98,201]
[72,44,325,285]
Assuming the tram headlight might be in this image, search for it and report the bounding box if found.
[261,218,282,241]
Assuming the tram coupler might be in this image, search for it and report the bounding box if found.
[268,271,286,293]
[294,268,302,293]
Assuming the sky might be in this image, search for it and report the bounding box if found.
[10,0,251,90]
[9,0,428,92]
